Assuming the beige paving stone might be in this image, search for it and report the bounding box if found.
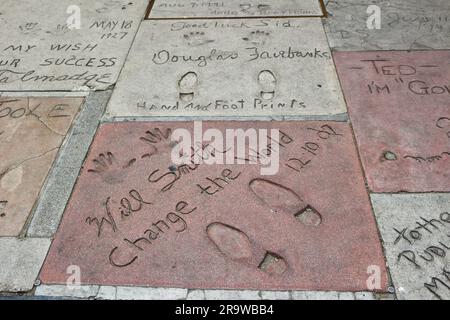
[0,97,83,236]
[106,18,347,118]
[0,0,148,91]
[148,0,324,19]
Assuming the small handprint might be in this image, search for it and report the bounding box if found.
[18,22,41,35]
[183,32,214,47]
[139,128,178,158]
[88,152,136,184]
[46,24,70,36]
[242,30,271,45]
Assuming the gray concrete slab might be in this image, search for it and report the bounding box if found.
[34,284,100,299]
[106,18,347,118]
[323,0,450,51]
[0,238,51,292]
[116,287,188,300]
[30,284,379,299]
[35,285,188,300]
[355,292,376,300]
[0,0,148,91]
[27,91,112,238]
[95,286,117,300]
[148,0,324,19]
[260,291,291,300]
[292,291,339,300]
[203,290,261,300]
[186,290,206,300]
[103,113,349,122]
[371,193,450,300]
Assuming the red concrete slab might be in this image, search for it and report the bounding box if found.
[334,51,450,193]
[40,121,387,291]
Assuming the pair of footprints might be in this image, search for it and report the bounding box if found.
[178,70,277,102]
[206,179,322,276]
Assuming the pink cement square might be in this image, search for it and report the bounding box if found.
[40,121,387,291]
[334,51,450,193]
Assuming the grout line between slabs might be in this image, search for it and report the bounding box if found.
[26,91,112,238]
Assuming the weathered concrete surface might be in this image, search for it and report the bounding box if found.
[323,0,450,51]
[0,97,83,236]
[0,238,51,292]
[0,0,148,91]
[106,19,347,118]
[34,284,100,299]
[148,0,324,19]
[334,50,450,193]
[371,193,450,300]
[260,291,290,300]
[33,284,380,300]
[40,121,386,291]
[204,290,261,300]
[27,91,112,238]
[116,287,188,300]
[34,285,187,300]
[33,284,379,300]
[186,290,206,300]
[292,291,377,300]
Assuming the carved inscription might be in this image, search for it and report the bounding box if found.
[0,0,148,90]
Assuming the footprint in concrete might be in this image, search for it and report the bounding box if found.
[207,222,287,275]
[88,152,136,185]
[183,31,214,46]
[178,72,198,102]
[242,30,271,46]
[249,179,322,227]
[258,70,277,100]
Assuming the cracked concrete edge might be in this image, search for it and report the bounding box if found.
[33,284,382,300]
[101,113,349,123]
[26,90,112,238]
